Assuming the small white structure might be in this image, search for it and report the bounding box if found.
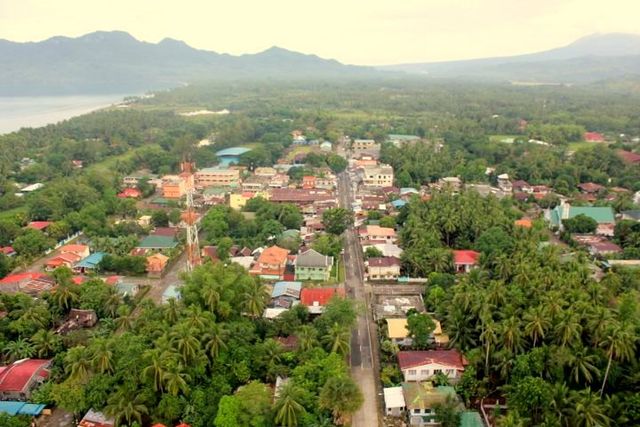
[384,386,406,417]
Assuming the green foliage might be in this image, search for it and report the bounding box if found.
[363,246,383,259]
[321,208,354,235]
[563,214,598,234]
[406,310,436,349]
[100,254,147,275]
[312,234,343,259]
[12,228,54,259]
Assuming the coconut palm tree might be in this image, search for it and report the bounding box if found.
[566,346,600,385]
[164,297,180,325]
[322,323,350,356]
[91,338,114,374]
[296,325,318,353]
[319,375,363,425]
[501,316,525,354]
[569,389,610,427]
[3,338,35,362]
[201,283,220,313]
[30,330,61,358]
[599,321,636,396]
[65,346,92,382]
[243,281,269,318]
[104,293,121,318]
[274,382,306,427]
[260,338,284,381]
[554,312,582,348]
[104,389,148,427]
[51,284,79,313]
[549,382,572,424]
[141,350,172,392]
[115,308,135,332]
[201,322,227,360]
[163,364,191,396]
[184,305,212,331]
[523,306,551,347]
[170,323,201,363]
[447,307,477,350]
[479,318,498,374]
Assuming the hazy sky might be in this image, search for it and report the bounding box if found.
[0,0,638,65]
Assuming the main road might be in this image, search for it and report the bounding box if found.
[338,170,381,427]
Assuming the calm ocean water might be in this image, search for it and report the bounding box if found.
[0,94,130,134]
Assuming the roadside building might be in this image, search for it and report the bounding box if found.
[250,246,290,280]
[300,287,345,314]
[383,386,406,417]
[398,350,467,383]
[387,318,412,346]
[352,139,379,151]
[0,359,51,400]
[402,383,459,426]
[362,164,394,188]
[161,175,187,199]
[361,225,397,243]
[294,249,333,281]
[366,257,401,280]
[147,253,170,276]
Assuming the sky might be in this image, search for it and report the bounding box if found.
[0,0,639,65]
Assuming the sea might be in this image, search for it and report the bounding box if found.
[0,94,130,135]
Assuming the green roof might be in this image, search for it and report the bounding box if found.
[460,411,484,427]
[138,235,178,249]
[551,205,615,226]
[387,134,420,141]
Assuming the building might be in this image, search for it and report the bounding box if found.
[438,177,462,191]
[27,221,51,231]
[195,167,240,188]
[0,273,54,295]
[398,350,467,383]
[367,257,401,280]
[584,131,605,143]
[621,210,640,222]
[45,252,82,271]
[60,244,91,259]
[250,246,290,280]
[0,246,16,257]
[361,225,397,243]
[271,281,302,308]
[362,164,394,188]
[402,383,459,426]
[453,250,481,273]
[255,167,277,177]
[387,318,412,346]
[162,285,181,304]
[78,409,115,427]
[384,386,406,417]
[302,175,316,189]
[269,188,335,206]
[137,235,178,252]
[320,141,332,152]
[387,134,420,147]
[549,203,616,236]
[0,359,51,400]
[55,309,98,334]
[294,249,333,281]
[117,188,142,198]
[161,175,187,199]
[352,139,378,151]
[578,182,606,194]
[73,252,107,274]
[617,149,640,165]
[216,147,252,167]
[147,253,170,276]
[496,174,512,192]
[300,287,346,314]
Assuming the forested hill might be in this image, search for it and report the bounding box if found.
[0,31,380,95]
[381,33,640,84]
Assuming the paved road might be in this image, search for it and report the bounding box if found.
[338,170,381,427]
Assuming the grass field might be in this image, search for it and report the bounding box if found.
[86,144,162,174]
[0,205,27,221]
[489,134,519,144]
[567,141,599,151]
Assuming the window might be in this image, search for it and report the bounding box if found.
[434,369,442,375]
[408,369,417,376]
[414,409,421,414]
[420,370,429,376]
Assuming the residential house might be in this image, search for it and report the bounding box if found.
[250,246,290,280]
[269,173,290,188]
[453,250,480,273]
[242,175,269,192]
[362,164,394,188]
[27,221,51,231]
[137,215,152,227]
[512,180,533,193]
[387,134,420,147]
[302,175,316,189]
[55,308,98,334]
[352,139,379,151]
[0,359,51,400]
[367,257,401,280]
[573,235,623,257]
[136,234,178,254]
[300,287,346,314]
[362,225,397,243]
[147,253,170,276]
[514,218,533,228]
[578,182,605,195]
[60,244,90,259]
[320,141,332,152]
[617,149,640,165]
[438,177,462,191]
[254,167,277,177]
[73,252,107,274]
[398,349,467,382]
[270,281,302,308]
[584,131,605,143]
[369,243,403,258]
[78,409,115,427]
[496,174,512,192]
[402,383,459,426]
[0,246,16,257]
[117,188,142,199]
[387,318,412,346]
[269,188,335,206]
[384,386,406,417]
[294,249,333,281]
[45,252,82,271]
[549,203,616,236]
[195,167,240,188]
[621,210,640,222]
[0,273,54,295]
[161,175,188,199]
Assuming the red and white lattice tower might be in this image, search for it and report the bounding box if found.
[180,160,201,272]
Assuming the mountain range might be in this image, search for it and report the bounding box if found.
[1,31,640,95]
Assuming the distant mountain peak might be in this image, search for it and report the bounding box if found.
[77,30,137,43]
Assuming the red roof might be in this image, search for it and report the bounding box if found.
[27,221,52,230]
[300,287,345,306]
[257,246,290,265]
[0,359,51,392]
[398,350,467,371]
[152,227,179,237]
[368,257,401,267]
[584,132,605,142]
[453,250,480,265]
[72,276,86,285]
[117,188,142,198]
[0,246,15,255]
[617,150,640,164]
[578,182,605,193]
[0,272,46,285]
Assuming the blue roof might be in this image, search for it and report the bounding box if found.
[272,281,302,298]
[0,401,45,416]
[76,252,106,269]
[216,147,252,156]
[163,285,181,301]
[400,187,418,194]
[391,199,407,208]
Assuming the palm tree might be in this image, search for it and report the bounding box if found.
[3,338,35,362]
[569,389,611,427]
[319,375,364,425]
[104,293,121,318]
[554,313,582,348]
[51,284,79,313]
[501,316,525,354]
[91,339,114,374]
[184,305,212,331]
[104,389,148,427]
[549,382,572,424]
[296,325,318,352]
[243,281,269,318]
[479,318,498,375]
[566,346,600,385]
[170,323,201,363]
[163,364,191,396]
[322,323,350,356]
[201,322,227,359]
[599,321,636,396]
[496,411,527,427]
[116,309,135,332]
[523,306,551,347]
[201,283,220,313]
[141,350,171,392]
[274,382,306,427]
[164,297,180,325]
[447,308,477,350]
[31,330,61,358]
[65,346,92,382]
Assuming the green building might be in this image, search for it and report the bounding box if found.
[294,249,333,281]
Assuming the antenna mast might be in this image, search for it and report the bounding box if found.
[181,159,201,272]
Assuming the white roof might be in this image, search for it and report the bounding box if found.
[384,387,406,409]
[21,183,44,192]
[497,173,509,180]
[230,256,254,270]
[264,308,288,319]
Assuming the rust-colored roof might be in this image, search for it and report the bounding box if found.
[300,287,345,306]
[514,219,533,228]
[398,350,467,371]
[258,246,290,265]
[453,250,480,265]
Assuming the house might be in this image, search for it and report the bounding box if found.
[512,180,532,193]
[295,249,333,281]
[578,182,605,194]
[387,134,421,147]
[402,383,459,426]
[369,243,403,258]
[438,177,462,191]
[250,246,290,280]
[387,318,412,346]
[161,175,187,199]
[384,386,406,417]
[115,281,139,297]
[514,218,533,228]
[55,309,98,334]
[0,401,46,417]
[453,250,480,273]
[147,253,170,276]
[138,215,152,227]
[78,409,115,427]
[0,273,54,295]
[300,287,345,314]
[195,167,240,188]
[0,359,51,400]
[26,221,51,231]
[549,203,616,236]
[367,257,401,280]
[45,252,82,271]
[117,188,142,198]
[137,235,178,252]
[0,246,16,257]
[302,175,316,189]
[269,173,290,188]
[584,131,605,143]
[617,149,640,165]
[621,210,640,222]
[362,165,394,188]
[255,167,277,177]
[271,281,302,309]
[398,349,467,382]
[320,141,332,152]
[61,244,91,259]
[573,235,623,256]
[269,188,336,206]
[496,174,512,192]
[73,252,107,274]
[361,225,397,243]
[162,285,181,303]
[352,139,378,151]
